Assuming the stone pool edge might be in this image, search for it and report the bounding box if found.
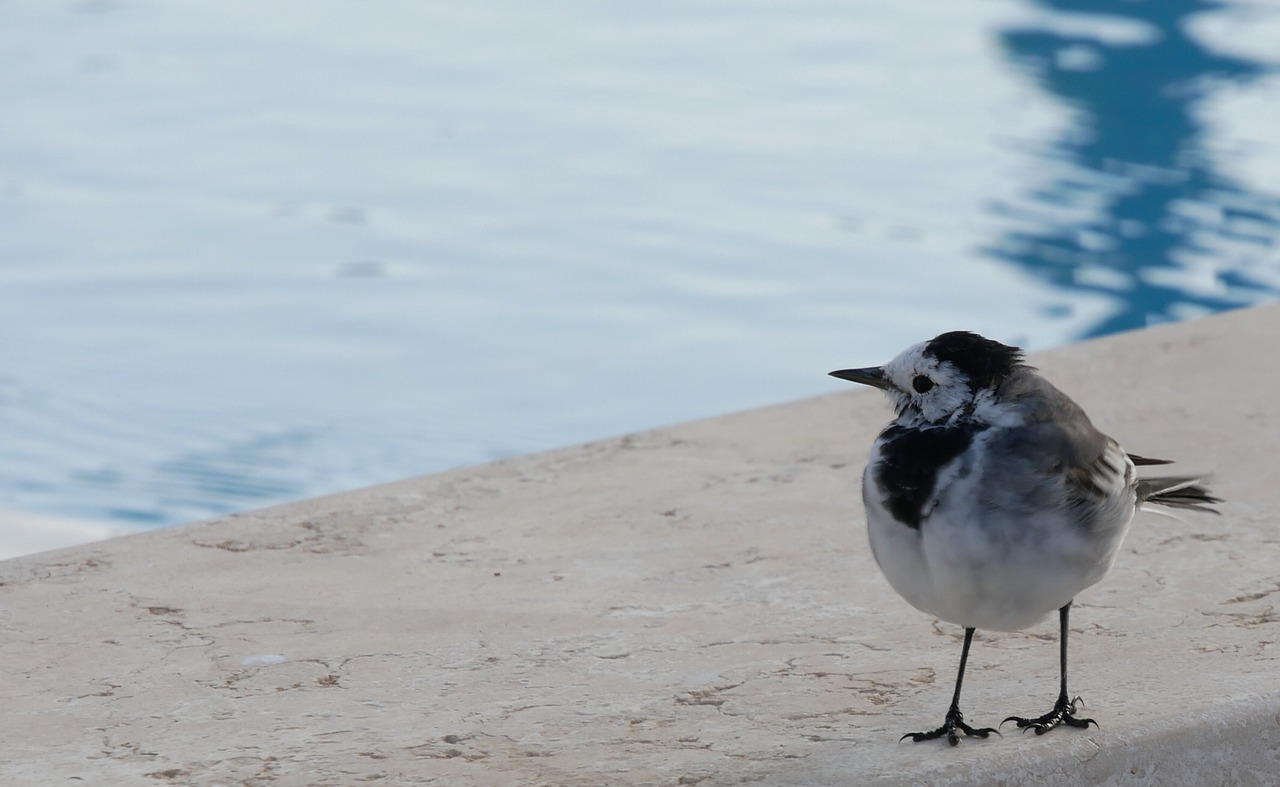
[1,303,1277,785]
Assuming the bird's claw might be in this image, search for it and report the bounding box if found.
[1002,695,1097,735]
[900,708,1000,746]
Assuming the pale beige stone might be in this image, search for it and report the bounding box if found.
[0,509,131,561]
[2,305,1277,786]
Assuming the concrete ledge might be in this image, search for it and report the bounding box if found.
[0,509,133,561]
[2,306,1278,785]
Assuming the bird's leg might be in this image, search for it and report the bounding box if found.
[901,627,999,746]
[1002,601,1098,734]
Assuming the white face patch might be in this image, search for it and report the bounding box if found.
[880,343,978,426]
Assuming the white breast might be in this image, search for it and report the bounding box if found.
[862,431,1138,632]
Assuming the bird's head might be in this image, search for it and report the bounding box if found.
[830,331,1025,426]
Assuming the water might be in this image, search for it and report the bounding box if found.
[1,0,1278,551]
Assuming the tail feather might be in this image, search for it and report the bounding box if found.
[1128,453,1174,467]
[1137,476,1221,514]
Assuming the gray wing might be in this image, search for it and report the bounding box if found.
[997,373,1220,514]
[981,371,1137,532]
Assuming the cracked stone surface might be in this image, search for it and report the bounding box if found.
[3,305,1280,785]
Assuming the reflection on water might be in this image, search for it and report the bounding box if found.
[990,0,1280,336]
[1,1,1278,543]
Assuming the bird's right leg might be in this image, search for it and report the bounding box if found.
[901,627,999,746]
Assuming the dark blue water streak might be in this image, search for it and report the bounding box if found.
[989,0,1280,337]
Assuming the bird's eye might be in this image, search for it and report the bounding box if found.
[912,375,934,394]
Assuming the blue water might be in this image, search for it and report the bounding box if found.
[1,0,1277,539]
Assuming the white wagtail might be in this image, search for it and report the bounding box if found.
[830,331,1219,746]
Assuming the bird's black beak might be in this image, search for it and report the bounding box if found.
[829,366,890,390]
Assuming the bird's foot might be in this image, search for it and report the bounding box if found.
[900,707,999,746]
[1002,695,1097,735]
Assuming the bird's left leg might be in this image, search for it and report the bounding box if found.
[1003,601,1098,734]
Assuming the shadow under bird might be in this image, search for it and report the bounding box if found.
[830,331,1219,746]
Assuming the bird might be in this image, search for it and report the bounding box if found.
[829,331,1219,746]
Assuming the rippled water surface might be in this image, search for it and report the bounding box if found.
[2,0,1278,542]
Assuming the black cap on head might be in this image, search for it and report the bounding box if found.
[924,331,1024,390]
